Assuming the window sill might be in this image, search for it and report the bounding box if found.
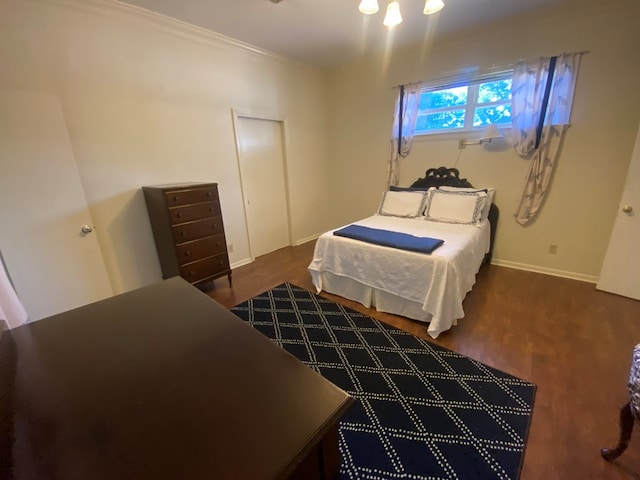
[413,127,513,143]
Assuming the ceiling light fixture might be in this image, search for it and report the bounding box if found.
[423,0,444,14]
[383,1,402,27]
[359,0,444,27]
[358,0,379,15]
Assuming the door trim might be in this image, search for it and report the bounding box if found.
[231,109,292,261]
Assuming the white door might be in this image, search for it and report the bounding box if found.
[235,115,290,258]
[597,124,640,300]
[0,90,113,321]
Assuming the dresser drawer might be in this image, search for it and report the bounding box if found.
[175,234,227,265]
[165,186,218,207]
[172,217,224,243]
[180,254,230,284]
[169,202,221,225]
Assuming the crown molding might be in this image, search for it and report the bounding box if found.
[36,0,309,69]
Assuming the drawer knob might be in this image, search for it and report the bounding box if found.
[216,242,221,247]
[209,207,214,212]
[180,231,186,237]
[177,212,183,218]
[207,192,212,197]
[189,270,195,276]
[185,250,191,256]
[173,196,179,202]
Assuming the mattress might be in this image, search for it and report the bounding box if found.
[308,214,491,338]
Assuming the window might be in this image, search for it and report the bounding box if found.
[414,74,512,135]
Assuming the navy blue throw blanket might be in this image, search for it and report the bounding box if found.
[334,224,444,254]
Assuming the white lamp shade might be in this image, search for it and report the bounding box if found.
[359,0,379,15]
[423,0,444,15]
[480,124,503,141]
[383,1,402,26]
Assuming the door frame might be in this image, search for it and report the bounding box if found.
[231,109,293,261]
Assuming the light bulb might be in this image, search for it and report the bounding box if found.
[383,1,402,27]
[358,0,379,15]
[423,0,444,15]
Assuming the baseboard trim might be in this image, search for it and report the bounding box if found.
[230,258,253,270]
[294,234,320,246]
[491,259,598,284]
[230,236,319,267]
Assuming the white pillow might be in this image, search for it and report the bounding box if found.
[438,186,495,221]
[378,190,427,218]
[424,189,488,224]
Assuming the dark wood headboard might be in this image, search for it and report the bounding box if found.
[410,167,474,189]
[409,167,498,264]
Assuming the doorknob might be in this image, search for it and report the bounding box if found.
[622,205,633,213]
[81,225,94,234]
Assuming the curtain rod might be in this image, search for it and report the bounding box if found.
[392,50,589,90]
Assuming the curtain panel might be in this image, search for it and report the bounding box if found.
[511,53,582,225]
[0,256,27,329]
[387,83,422,187]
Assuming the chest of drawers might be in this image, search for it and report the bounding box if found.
[142,183,231,287]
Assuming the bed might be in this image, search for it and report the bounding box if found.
[308,167,498,338]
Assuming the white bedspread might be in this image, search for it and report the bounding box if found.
[308,215,490,338]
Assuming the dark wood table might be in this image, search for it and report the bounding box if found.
[0,277,353,479]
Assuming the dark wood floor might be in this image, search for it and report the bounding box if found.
[207,241,640,480]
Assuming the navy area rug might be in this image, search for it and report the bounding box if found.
[231,283,536,480]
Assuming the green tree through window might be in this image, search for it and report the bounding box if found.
[415,76,512,134]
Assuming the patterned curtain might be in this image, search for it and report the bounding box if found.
[0,254,27,329]
[511,53,582,225]
[387,83,422,187]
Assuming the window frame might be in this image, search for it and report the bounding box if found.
[414,71,513,137]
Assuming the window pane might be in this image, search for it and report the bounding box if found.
[420,86,468,110]
[477,79,512,104]
[416,110,466,131]
[414,73,513,134]
[473,104,512,127]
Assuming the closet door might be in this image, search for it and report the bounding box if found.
[235,115,291,258]
[0,90,113,321]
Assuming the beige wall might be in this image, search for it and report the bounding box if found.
[0,0,332,294]
[1,0,638,305]
[326,0,640,280]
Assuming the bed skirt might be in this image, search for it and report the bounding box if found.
[310,270,460,339]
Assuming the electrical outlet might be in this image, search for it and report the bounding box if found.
[227,243,234,253]
[548,244,558,255]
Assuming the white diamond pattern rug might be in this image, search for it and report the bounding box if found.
[231,283,536,480]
